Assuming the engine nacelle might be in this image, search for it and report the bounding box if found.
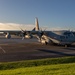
[25,35,33,39]
[40,39,47,44]
[39,35,50,45]
[5,33,11,39]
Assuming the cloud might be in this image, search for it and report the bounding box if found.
[0,23,35,30]
[0,22,74,31]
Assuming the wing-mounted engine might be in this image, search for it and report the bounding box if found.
[5,32,11,39]
[21,29,33,39]
[25,33,33,39]
[40,35,50,44]
[36,31,50,45]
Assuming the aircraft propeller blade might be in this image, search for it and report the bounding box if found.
[19,28,26,40]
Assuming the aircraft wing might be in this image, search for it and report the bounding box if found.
[0,30,22,35]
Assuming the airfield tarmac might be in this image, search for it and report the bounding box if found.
[0,35,75,62]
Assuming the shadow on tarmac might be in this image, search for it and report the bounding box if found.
[37,49,75,56]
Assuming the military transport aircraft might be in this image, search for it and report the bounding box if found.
[0,18,75,47]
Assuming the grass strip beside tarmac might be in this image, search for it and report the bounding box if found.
[0,63,75,75]
[0,56,75,70]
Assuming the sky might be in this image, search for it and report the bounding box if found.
[0,0,75,30]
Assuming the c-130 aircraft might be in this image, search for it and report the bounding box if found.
[0,17,75,47]
[30,18,75,47]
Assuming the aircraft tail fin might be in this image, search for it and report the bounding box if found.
[35,17,39,31]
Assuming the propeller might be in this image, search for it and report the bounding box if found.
[20,28,33,40]
[36,27,47,42]
[20,28,26,40]
[39,27,47,37]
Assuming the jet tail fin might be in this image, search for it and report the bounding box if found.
[35,17,39,31]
